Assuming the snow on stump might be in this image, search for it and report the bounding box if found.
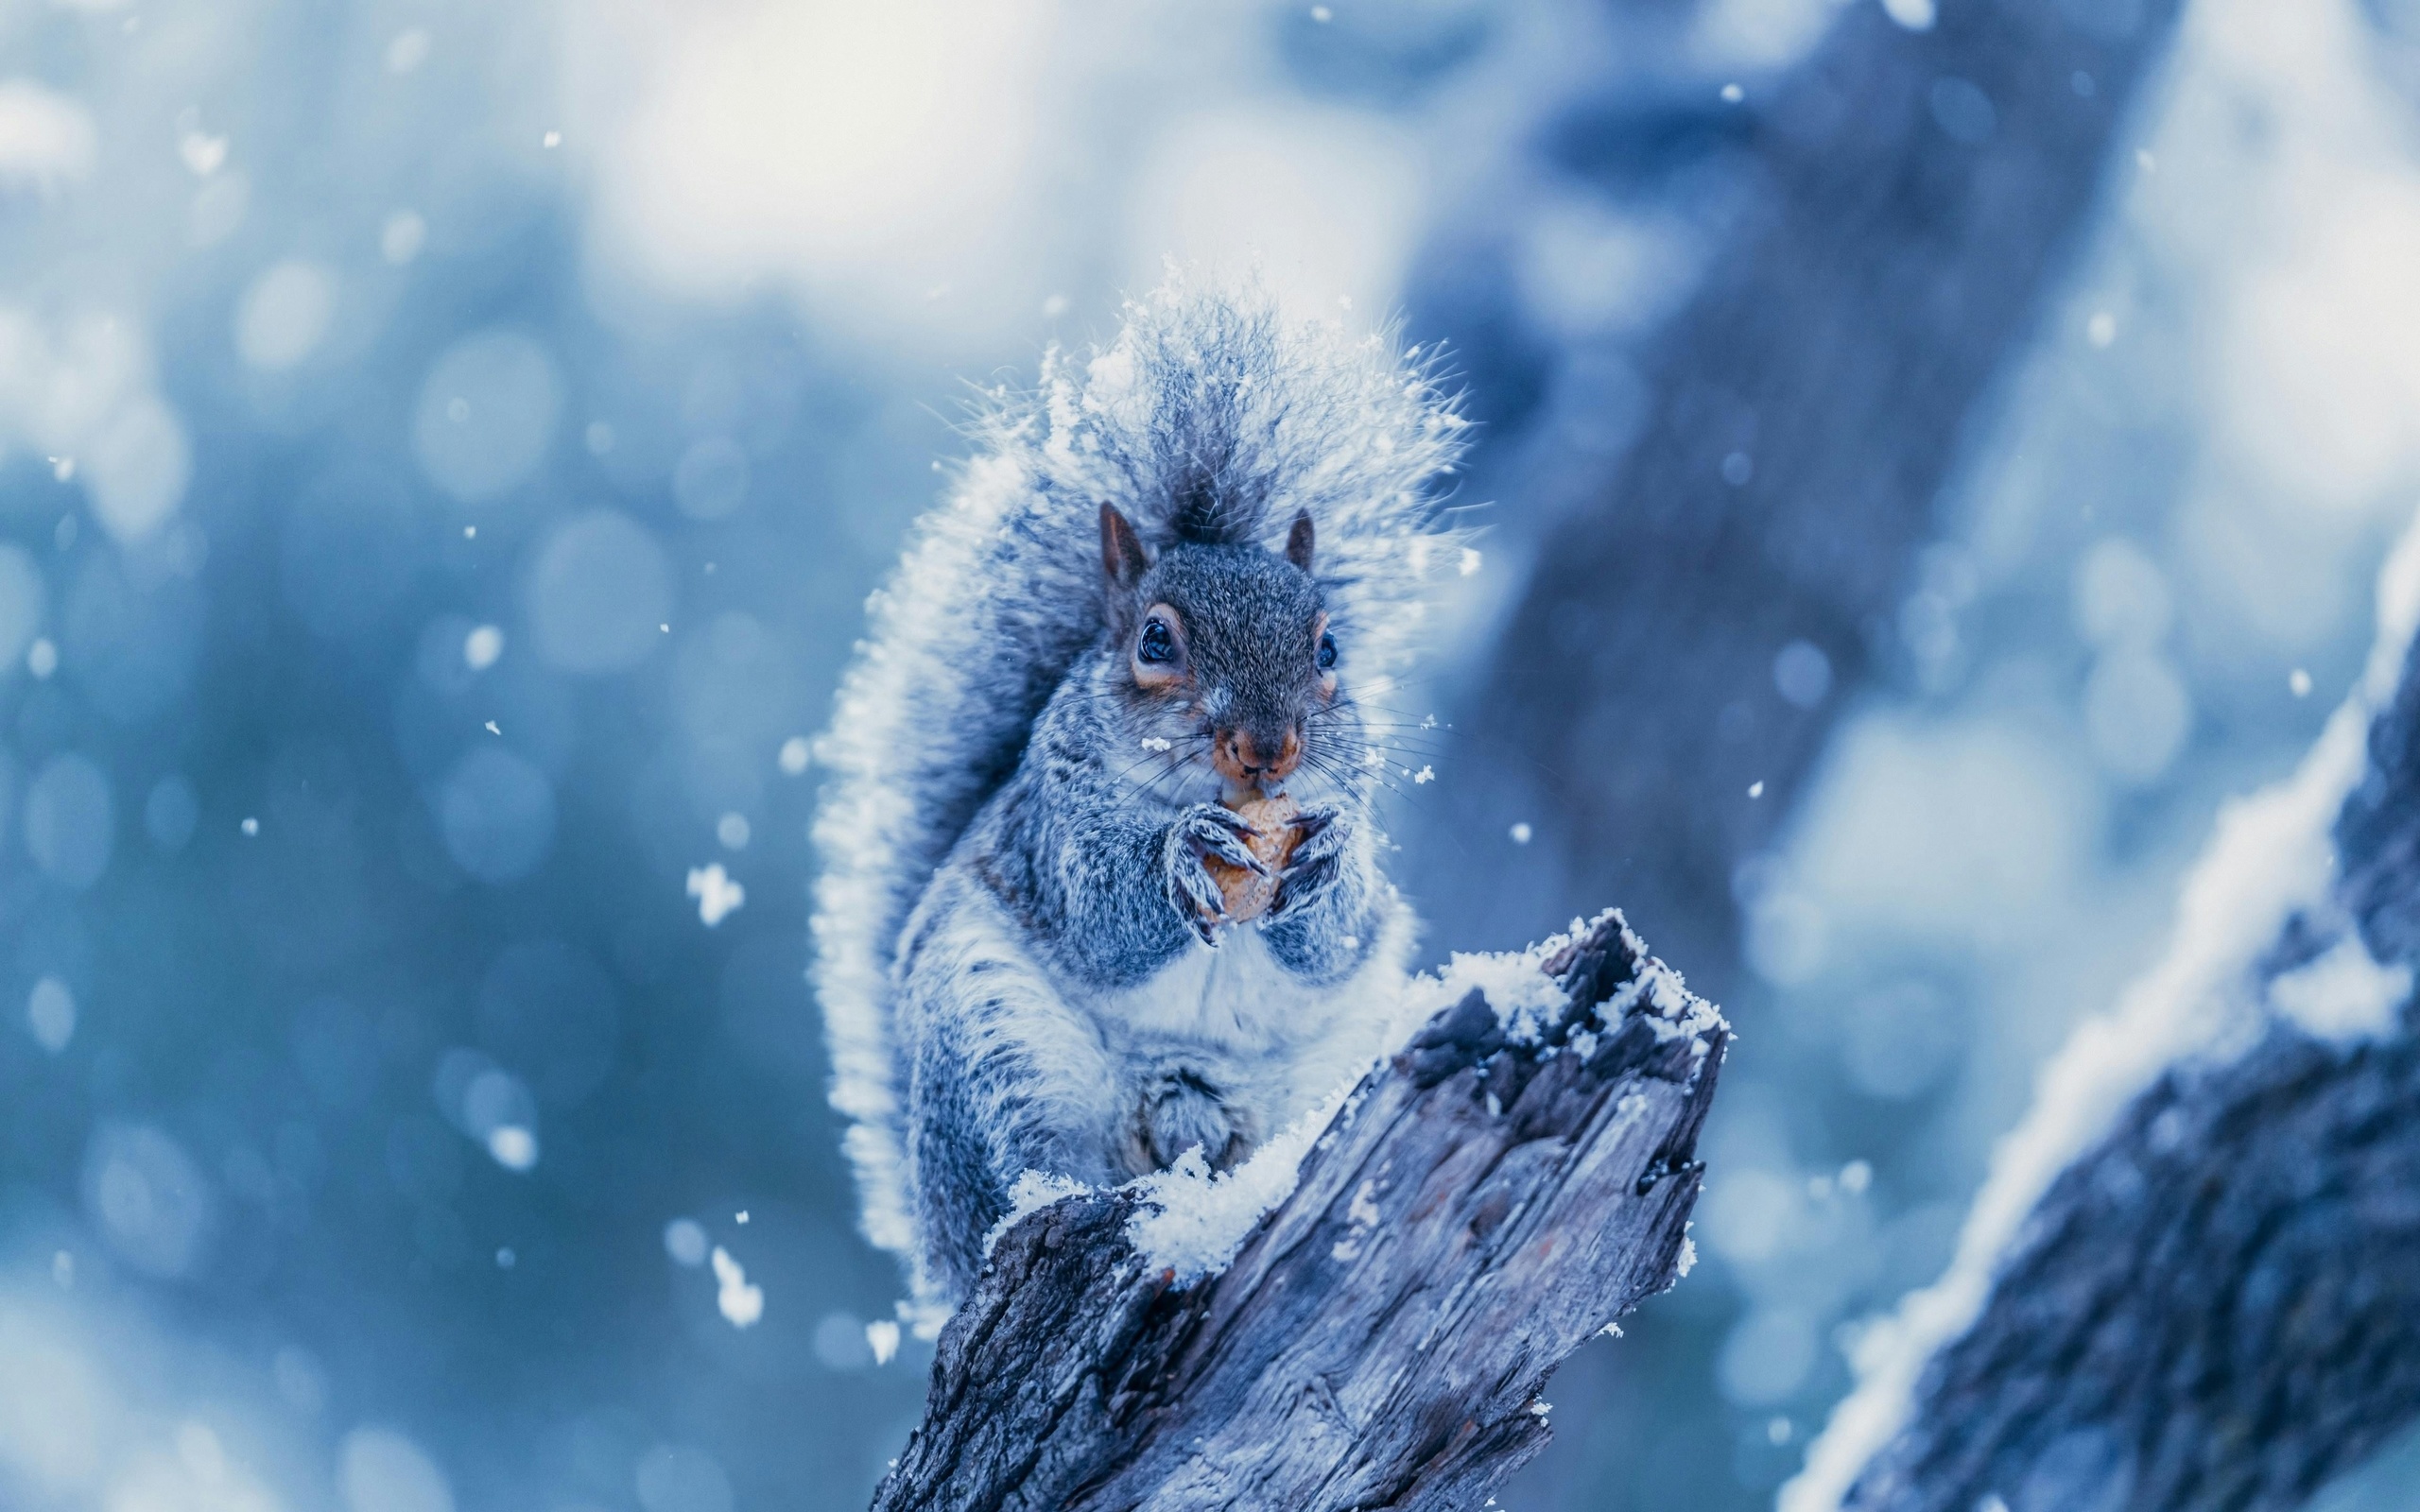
[870,910,1727,1511]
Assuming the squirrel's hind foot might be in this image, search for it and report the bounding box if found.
[1126,1069,1257,1175]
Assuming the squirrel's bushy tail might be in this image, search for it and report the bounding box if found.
[810,275,1472,1307]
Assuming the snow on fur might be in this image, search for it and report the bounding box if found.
[1781,510,2420,1512]
[811,276,1471,1276]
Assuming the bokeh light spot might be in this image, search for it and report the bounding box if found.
[411,331,562,503]
[82,1124,214,1279]
[525,510,673,674]
[2083,648,2193,783]
[27,975,76,1053]
[671,437,751,519]
[0,543,48,669]
[436,747,556,882]
[663,1218,708,1267]
[339,1428,454,1512]
[86,396,191,542]
[234,259,337,369]
[381,210,427,265]
[1772,639,1833,710]
[25,752,114,889]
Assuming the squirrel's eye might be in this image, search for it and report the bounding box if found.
[1138,618,1177,664]
[1316,629,1339,672]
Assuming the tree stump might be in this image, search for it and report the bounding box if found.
[872,911,1728,1511]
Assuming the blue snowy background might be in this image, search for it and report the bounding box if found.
[4,1,2420,1510]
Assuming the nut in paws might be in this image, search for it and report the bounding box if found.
[1201,793,1304,923]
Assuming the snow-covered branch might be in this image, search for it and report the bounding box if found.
[869,912,1727,1512]
[1786,521,2420,1512]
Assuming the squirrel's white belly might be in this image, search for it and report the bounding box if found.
[1087,931,1323,1048]
[1080,929,1398,1134]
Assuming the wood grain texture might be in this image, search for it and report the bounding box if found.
[871,912,1727,1511]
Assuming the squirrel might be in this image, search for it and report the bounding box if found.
[812,280,1471,1317]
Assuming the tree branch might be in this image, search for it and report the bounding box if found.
[1849,1029,2420,1512]
[1788,540,2420,1512]
[871,912,1728,1511]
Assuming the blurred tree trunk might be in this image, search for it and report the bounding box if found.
[1824,628,2420,1512]
[868,914,1725,1512]
[1435,0,2186,980]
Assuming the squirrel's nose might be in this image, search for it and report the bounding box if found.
[1213,727,1302,786]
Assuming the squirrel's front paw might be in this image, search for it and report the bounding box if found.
[1270,807,1349,918]
[1164,803,1264,945]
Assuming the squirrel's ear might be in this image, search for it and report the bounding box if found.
[1100,504,1150,591]
[1285,508,1315,574]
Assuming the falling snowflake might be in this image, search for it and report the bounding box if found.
[866,1318,901,1365]
[711,1246,764,1329]
[463,625,504,670]
[486,1125,538,1171]
[687,863,746,926]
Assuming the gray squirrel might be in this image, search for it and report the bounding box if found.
[812,281,1471,1316]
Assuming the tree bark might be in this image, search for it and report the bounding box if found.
[1846,1030,2420,1512]
[1825,631,2420,1512]
[1426,0,2187,978]
[870,912,1727,1511]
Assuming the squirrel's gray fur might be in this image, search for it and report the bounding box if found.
[812,278,1471,1319]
